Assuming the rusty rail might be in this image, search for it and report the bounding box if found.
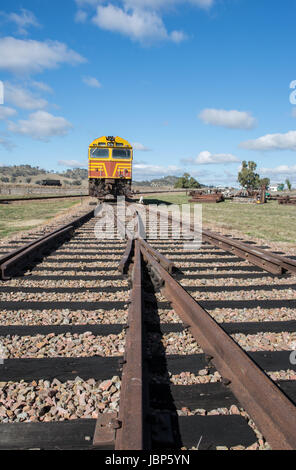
[94,204,296,449]
[0,209,94,280]
[201,230,283,275]
[139,205,296,276]
[0,226,74,281]
[93,240,149,449]
[0,194,89,204]
[201,229,296,275]
[139,241,296,450]
[139,239,174,274]
[118,239,133,274]
[115,240,149,449]
[61,209,94,230]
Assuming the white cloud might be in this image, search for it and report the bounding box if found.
[0,137,16,151]
[132,142,151,151]
[199,108,257,129]
[75,0,216,44]
[92,4,186,44]
[75,9,88,22]
[5,83,48,110]
[260,165,296,176]
[133,162,181,179]
[8,111,73,141]
[82,76,102,88]
[196,151,240,164]
[170,30,187,43]
[76,0,214,10]
[0,106,17,120]
[0,37,86,74]
[183,150,240,165]
[240,130,296,151]
[2,8,40,35]
[31,81,53,93]
[58,160,87,168]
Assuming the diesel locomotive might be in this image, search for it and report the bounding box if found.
[88,136,133,199]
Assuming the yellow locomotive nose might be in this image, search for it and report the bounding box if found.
[88,136,133,200]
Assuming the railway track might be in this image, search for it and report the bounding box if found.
[0,202,295,450]
[0,194,90,204]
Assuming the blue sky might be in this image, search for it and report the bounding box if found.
[0,0,295,186]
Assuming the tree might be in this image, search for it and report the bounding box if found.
[174,173,200,189]
[238,161,260,190]
[259,177,270,189]
[188,177,201,189]
[278,184,284,192]
[175,173,190,188]
[286,179,292,191]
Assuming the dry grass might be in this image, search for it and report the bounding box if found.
[0,200,80,239]
[142,194,296,243]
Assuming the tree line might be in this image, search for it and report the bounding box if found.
[174,161,292,191]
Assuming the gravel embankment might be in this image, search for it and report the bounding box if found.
[0,291,129,302]
[0,331,125,358]
[0,308,128,326]
[147,331,203,356]
[0,376,121,423]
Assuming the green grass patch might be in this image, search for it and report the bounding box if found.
[143,194,296,243]
[0,200,80,239]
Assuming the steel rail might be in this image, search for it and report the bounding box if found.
[58,209,94,231]
[118,239,133,274]
[138,204,296,275]
[115,240,149,450]
[139,241,296,450]
[116,207,174,274]
[93,240,149,449]
[0,194,89,203]
[139,238,175,274]
[0,209,94,280]
[0,227,74,280]
[201,229,284,275]
[200,229,296,275]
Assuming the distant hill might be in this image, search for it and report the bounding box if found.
[133,176,180,187]
[133,175,207,188]
[57,168,88,180]
[0,165,88,187]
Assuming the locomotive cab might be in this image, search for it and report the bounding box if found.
[88,136,133,199]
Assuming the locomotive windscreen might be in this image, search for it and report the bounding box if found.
[112,149,131,159]
[90,148,109,158]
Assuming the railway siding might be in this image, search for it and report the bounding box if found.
[0,203,296,450]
